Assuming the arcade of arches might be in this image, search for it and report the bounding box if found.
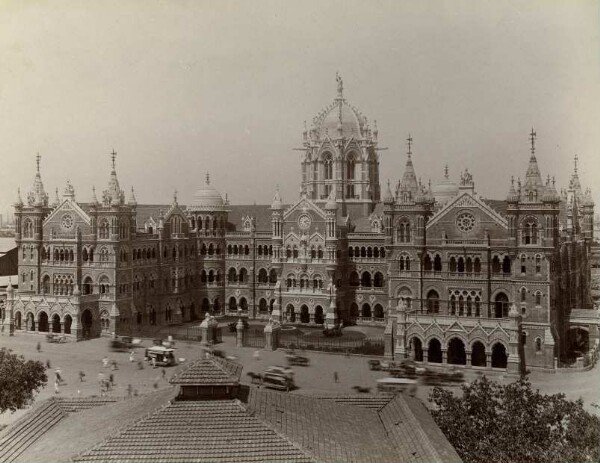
[410,337,508,369]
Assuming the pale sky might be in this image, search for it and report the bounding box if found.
[0,0,599,218]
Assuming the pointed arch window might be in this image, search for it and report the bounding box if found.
[323,153,333,180]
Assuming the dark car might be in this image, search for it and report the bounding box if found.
[368,359,382,371]
[110,338,132,352]
[286,354,310,366]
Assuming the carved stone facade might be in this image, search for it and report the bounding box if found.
[4,79,597,371]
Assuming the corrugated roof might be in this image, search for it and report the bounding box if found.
[169,357,242,385]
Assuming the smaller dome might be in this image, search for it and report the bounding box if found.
[433,166,459,204]
[190,173,225,210]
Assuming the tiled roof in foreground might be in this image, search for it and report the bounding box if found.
[73,400,314,463]
[169,356,242,385]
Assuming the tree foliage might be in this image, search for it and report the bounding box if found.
[0,348,47,413]
[429,375,600,463]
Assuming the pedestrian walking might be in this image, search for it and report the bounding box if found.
[137,360,144,370]
[55,368,63,385]
[102,356,109,368]
[36,341,41,353]
[54,379,60,394]
[79,370,86,382]
[334,371,339,383]
[127,384,133,398]
[129,351,135,362]
[253,350,261,361]
[46,359,51,369]
[161,368,166,380]
[111,360,119,370]
[152,357,157,369]
[109,373,114,388]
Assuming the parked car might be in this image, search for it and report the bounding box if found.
[368,359,382,371]
[263,365,294,380]
[286,354,310,366]
[110,336,133,352]
[376,377,418,395]
[262,372,295,391]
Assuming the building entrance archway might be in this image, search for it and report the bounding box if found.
[81,309,93,338]
[15,312,22,330]
[63,315,72,334]
[447,338,466,365]
[491,343,507,368]
[300,305,310,323]
[428,338,442,363]
[314,305,324,324]
[411,338,423,361]
[286,304,295,323]
[471,341,486,367]
[38,312,49,332]
[52,314,61,333]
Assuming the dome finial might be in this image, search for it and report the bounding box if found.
[406,134,413,159]
[206,172,210,185]
[335,72,343,99]
[110,149,117,171]
[444,164,449,179]
[36,153,41,173]
[529,128,536,155]
[574,154,578,174]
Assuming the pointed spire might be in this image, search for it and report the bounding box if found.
[444,164,449,179]
[52,187,60,207]
[406,133,413,159]
[383,179,394,204]
[128,186,137,206]
[529,127,537,155]
[568,154,582,194]
[523,129,544,195]
[398,135,419,198]
[15,187,23,207]
[271,185,283,209]
[111,149,117,172]
[103,149,123,206]
[29,154,48,207]
[173,189,178,205]
[206,172,210,185]
[90,186,99,206]
[507,175,518,202]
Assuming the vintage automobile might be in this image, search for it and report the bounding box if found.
[376,377,418,395]
[144,346,177,367]
[367,359,382,370]
[263,365,294,380]
[285,354,310,366]
[262,372,295,391]
[420,368,464,385]
[46,333,67,343]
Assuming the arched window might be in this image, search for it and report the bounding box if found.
[535,255,542,274]
[360,272,372,287]
[466,257,473,273]
[491,256,501,273]
[535,291,542,306]
[323,152,333,180]
[22,219,34,238]
[269,269,278,284]
[398,219,411,243]
[502,256,511,274]
[228,268,237,283]
[474,257,481,274]
[424,254,432,272]
[373,272,384,288]
[293,246,299,259]
[457,257,465,273]
[426,290,440,313]
[349,272,359,287]
[521,254,527,274]
[434,254,442,272]
[317,247,323,259]
[258,268,268,284]
[449,257,457,273]
[535,338,542,352]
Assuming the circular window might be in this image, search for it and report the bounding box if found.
[61,214,74,230]
[456,212,476,233]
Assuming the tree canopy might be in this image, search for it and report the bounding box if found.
[429,375,600,463]
[0,348,47,413]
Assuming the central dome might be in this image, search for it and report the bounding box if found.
[315,100,365,139]
[190,174,225,210]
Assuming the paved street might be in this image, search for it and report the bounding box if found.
[1,331,599,428]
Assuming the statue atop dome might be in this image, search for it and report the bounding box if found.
[336,72,343,98]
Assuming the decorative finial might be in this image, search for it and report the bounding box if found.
[546,174,550,185]
[529,128,536,155]
[206,172,210,185]
[406,134,413,157]
[552,176,556,186]
[574,154,578,174]
[173,189,178,204]
[110,149,117,170]
[36,153,41,173]
[444,164,449,179]
[511,176,514,186]
[335,72,343,98]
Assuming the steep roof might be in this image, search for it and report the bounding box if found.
[169,357,242,386]
[227,204,274,232]
[73,400,314,463]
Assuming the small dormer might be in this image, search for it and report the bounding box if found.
[170,357,242,400]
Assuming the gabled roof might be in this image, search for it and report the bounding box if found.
[427,191,508,230]
[284,196,327,221]
[169,357,242,386]
[43,199,91,226]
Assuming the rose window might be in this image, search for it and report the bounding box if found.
[456,212,476,233]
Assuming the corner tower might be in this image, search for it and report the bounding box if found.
[299,74,381,217]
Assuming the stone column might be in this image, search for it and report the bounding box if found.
[423,351,429,363]
[466,351,472,367]
[441,349,448,364]
[486,352,492,368]
[383,305,395,359]
[109,302,119,339]
[236,310,245,348]
[394,299,408,358]
[5,281,15,336]
[199,313,211,347]
[507,303,523,375]
[264,318,279,351]
[324,297,338,329]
